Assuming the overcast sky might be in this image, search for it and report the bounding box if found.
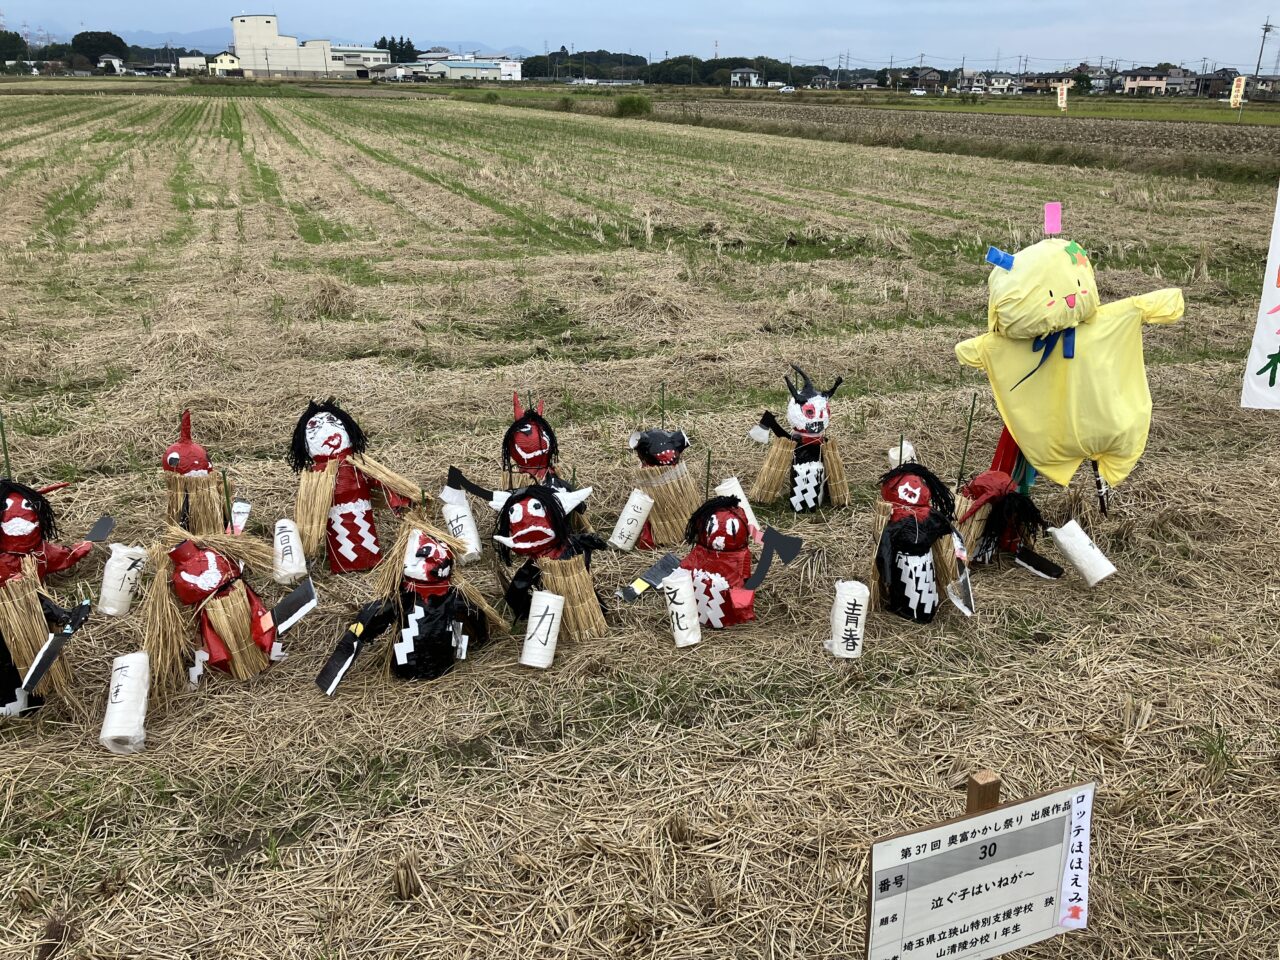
[10,0,1277,70]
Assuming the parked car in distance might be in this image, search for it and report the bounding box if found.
[909,88,927,96]
[778,85,796,93]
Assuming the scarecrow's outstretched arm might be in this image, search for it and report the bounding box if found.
[748,411,788,444]
[315,597,399,697]
[446,466,507,510]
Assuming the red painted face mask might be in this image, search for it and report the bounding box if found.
[502,494,560,556]
[882,474,932,515]
[162,409,212,477]
[697,505,749,553]
[168,540,236,605]
[402,531,454,595]
[0,492,42,554]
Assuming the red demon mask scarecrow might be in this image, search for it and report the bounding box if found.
[316,520,505,695]
[504,394,559,483]
[288,398,422,574]
[679,495,755,629]
[161,410,231,536]
[873,465,957,624]
[955,469,1062,579]
[749,365,849,513]
[0,479,91,585]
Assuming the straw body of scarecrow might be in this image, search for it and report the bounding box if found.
[161,409,230,536]
[956,237,1184,489]
[679,496,755,629]
[749,365,849,513]
[628,428,700,549]
[317,521,505,695]
[1,480,92,713]
[871,465,957,624]
[288,399,422,574]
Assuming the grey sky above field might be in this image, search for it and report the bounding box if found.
[10,0,1277,70]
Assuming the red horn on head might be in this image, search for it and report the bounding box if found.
[512,392,523,420]
[180,409,192,443]
[536,400,544,415]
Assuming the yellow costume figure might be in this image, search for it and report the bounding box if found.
[955,237,1184,487]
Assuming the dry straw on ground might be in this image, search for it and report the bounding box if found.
[0,93,1277,959]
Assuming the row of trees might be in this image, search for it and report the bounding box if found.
[374,36,432,62]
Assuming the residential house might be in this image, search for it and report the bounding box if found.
[1201,67,1239,98]
[955,68,988,92]
[986,73,1019,94]
[730,67,762,88]
[97,54,124,74]
[904,67,943,91]
[808,74,834,89]
[207,51,242,76]
[1164,67,1196,95]
[1020,72,1073,94]
[1121,68,1168,95]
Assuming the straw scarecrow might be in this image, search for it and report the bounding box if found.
[749,365,849,512]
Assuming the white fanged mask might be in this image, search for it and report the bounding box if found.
[787,395,830,436]
[896,480,923,505]
[305,412,351,458]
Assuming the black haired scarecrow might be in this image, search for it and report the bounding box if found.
[0,477,95,715]
[870,464,958,624]
[445,468,606,642]
[502,393,593,531]
[749,365,849,512]
[954,470,1062,579]
[288,398,423,574]
[678,495,756,629]
[315,514,506,696]
[627,428,701,548]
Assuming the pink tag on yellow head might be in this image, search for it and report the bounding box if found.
[1044,202,1062,235]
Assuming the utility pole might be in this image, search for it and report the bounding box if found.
[995,47,1000,72]
[1256,16,1274,81]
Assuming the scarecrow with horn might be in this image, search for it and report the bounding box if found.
[316,514,506,696]
[444,468,606,642]
[749,365,849,513]
[161,409,231,536]
[627,427,701,548]
[956,209,1183,504]
[288,398,422,574]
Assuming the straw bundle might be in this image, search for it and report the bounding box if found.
[750,436,795,502]
[350,453,425,504]
[158,526,274,574]
[142,543,194,705]
[538,555,606,642]
[203,580,269,680]
[0,555,70,700]
[633,461,702,545]
[165,471,229,536]
[821,439,850,507]
[953,493,990,564]
[296,459,339,557]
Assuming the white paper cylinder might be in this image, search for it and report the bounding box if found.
[99,651,149,755]
[660,568,702,648]
[273,519,308,584]
[520,591,564,669]
[829,580,870,659]
[230,500,251,535]
[97,543,147,617]
[714,476,760,534]
[441,500,483,564]
[607,489,655,552]
[888,440,917,468]
[1049,520,1116,587]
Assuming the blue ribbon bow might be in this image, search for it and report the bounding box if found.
[1011,327,1075,390]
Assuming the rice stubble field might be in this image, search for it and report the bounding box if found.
[0,92,1278,959]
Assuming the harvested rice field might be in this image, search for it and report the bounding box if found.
[1,93,1278,959]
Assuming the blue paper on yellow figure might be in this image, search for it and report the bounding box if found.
[956,236,1184,487]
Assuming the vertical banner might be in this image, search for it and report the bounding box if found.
[1241,182,1280,409]
[1057,83,1068,111]
[1230,74,1247,109]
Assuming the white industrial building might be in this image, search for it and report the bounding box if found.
[228,14,389,78]
[416,53,521,81]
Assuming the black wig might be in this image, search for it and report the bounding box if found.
[501,410,559,473]
[878,464,956,520]
[0,479,58,541]
[494,485,573,565]
[683,495,743,546]
[977,491,1047,559]
[287,398,368,472]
